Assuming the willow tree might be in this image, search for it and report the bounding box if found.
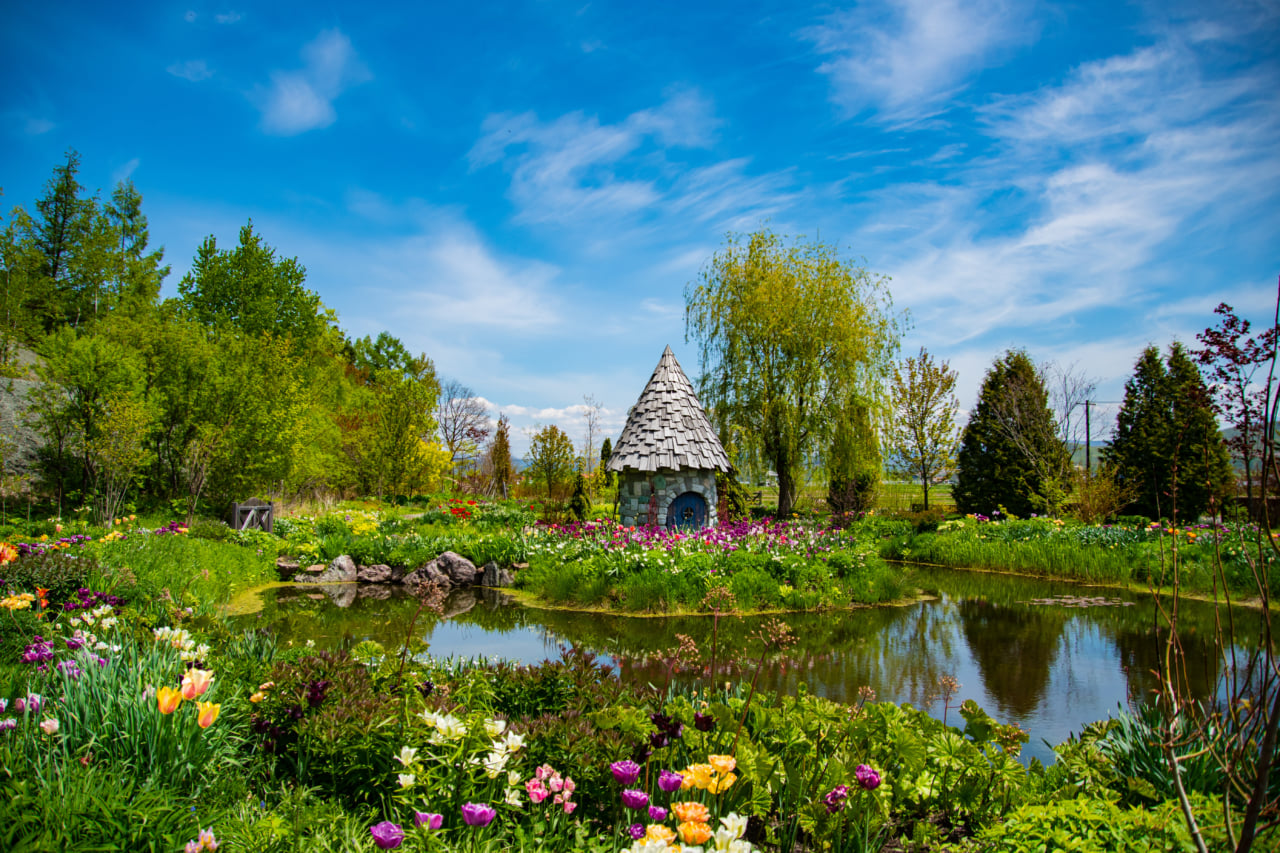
[685,229,899,517]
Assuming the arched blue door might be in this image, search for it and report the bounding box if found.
[666,491,708,530]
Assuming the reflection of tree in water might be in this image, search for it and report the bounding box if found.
[1111,619,1223,706]
[958,599,1067,719]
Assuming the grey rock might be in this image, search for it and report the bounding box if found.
[310,554,358,584]
[403,559,451,589]
[436,551,478,585]
[358,584,394,600]
[324,583,358,608]
[481,561,515,587]
[358,563,395,583]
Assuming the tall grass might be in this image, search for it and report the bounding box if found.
[92,533,276,606]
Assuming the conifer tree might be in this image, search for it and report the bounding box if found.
[567,472,590,521]
[489,415,514,499]
[1106,343,1233,520]
[955,350,1067,517]
[599,436,613,488]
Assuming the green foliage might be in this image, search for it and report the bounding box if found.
[1106,343,1234,521]
[525,424,576,501]
[827,398,881,518]
[955,350,1068,518]
[0,546,101,605]
[567,472,590,521]
[889,347,960,512]
[489,414,515,498]
[93,531,276,606]
[716,468,751,522]
[686,228,899,517]
[972,795,1216,852]
[0,762,208,853]
[598,436,614,488]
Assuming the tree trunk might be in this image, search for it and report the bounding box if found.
[776,461,797,517]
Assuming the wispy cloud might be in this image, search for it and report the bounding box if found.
[858,26,1280,399]
[254,29,370,136]
[24,117,54,135]
[167,59,213,82]
[470,90,794,236]
[801,0,1029,123]
[215,11,241,24]
[112,158,141,184]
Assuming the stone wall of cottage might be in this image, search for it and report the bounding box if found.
[616,468,718,529]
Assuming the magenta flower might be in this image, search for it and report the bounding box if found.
[610,759,641,786]
[461,802,496,827]
[658,769,684,792]
[413,811,443,829]
[621,789,649,810]
[628,823,646,840]
[369,821,404,849]
[823,784,849,813]
[855,764,881,791]
[649,805,667,821]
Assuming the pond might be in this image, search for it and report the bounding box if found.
[229,567,1263,767]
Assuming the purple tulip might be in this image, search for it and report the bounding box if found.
[694,711,715,732]
[629,824,646,840]
[855,764,881,791]
[369,821,404,849]
[649,805,667,822]
[610,759,641,786]
[461,802,496,827]
[621,789,649,810]
[414,811,443,830]
[658,770,684,792]
[823,785,849,814]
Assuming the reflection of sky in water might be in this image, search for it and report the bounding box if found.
[240,568,1260,768]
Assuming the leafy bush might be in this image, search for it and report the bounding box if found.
[187,518,233,542]
[0,548,100,605]
[973,794,1220,852]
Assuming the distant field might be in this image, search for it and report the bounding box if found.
[745,480,955,515]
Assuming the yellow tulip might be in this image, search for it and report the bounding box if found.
[250,691,266,703]
[157,685,183,715]
[197,701,221,729]
[181,668,214,700]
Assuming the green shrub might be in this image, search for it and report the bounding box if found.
[0,548,101,605]
[187,518,233,542]
[973,795,1219,852]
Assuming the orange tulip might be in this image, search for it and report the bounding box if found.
[181,668,214,700]
[678,821,712,845]
[196,701,220,729]
[708,754,736,775]
[672,801,711,823]
[157,685,183,714]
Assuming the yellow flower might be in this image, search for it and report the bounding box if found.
[708,754,736,775]
[645,825,676,843]
[196,701,221,728]
[181,668,214,700]
[249,691,266,703]
[157,686,183,715]
[708,772,737,794]
[682,764,714,790]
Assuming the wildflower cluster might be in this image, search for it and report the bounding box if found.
[182,829,219,852]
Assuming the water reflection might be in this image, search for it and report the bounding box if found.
[230,567,1261,766]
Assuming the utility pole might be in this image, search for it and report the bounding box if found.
[1085,400,1091,475]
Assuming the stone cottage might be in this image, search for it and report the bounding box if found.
[607,346,731,529]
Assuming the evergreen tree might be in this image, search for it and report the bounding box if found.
[1106,343,1233,520]
[599,436,613,487]
[955,350,1067,517]
[488,415,514,499]
[567,472,590,521]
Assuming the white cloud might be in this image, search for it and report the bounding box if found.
[112,158,141,184]
[255,29,370,136]
[801,0,1029,122]
[167,59,213,82]
[470,90,794,237]
[862,35,1280,361]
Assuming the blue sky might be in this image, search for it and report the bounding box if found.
[3,0,1278,456]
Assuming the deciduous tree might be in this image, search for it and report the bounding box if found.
[436,378,489,474]
[888,348,960,511]
[525,424,575,501]
[1194,302,1276,518]
[685,229,899,517]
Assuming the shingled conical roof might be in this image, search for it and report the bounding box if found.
[607,346,730,473]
